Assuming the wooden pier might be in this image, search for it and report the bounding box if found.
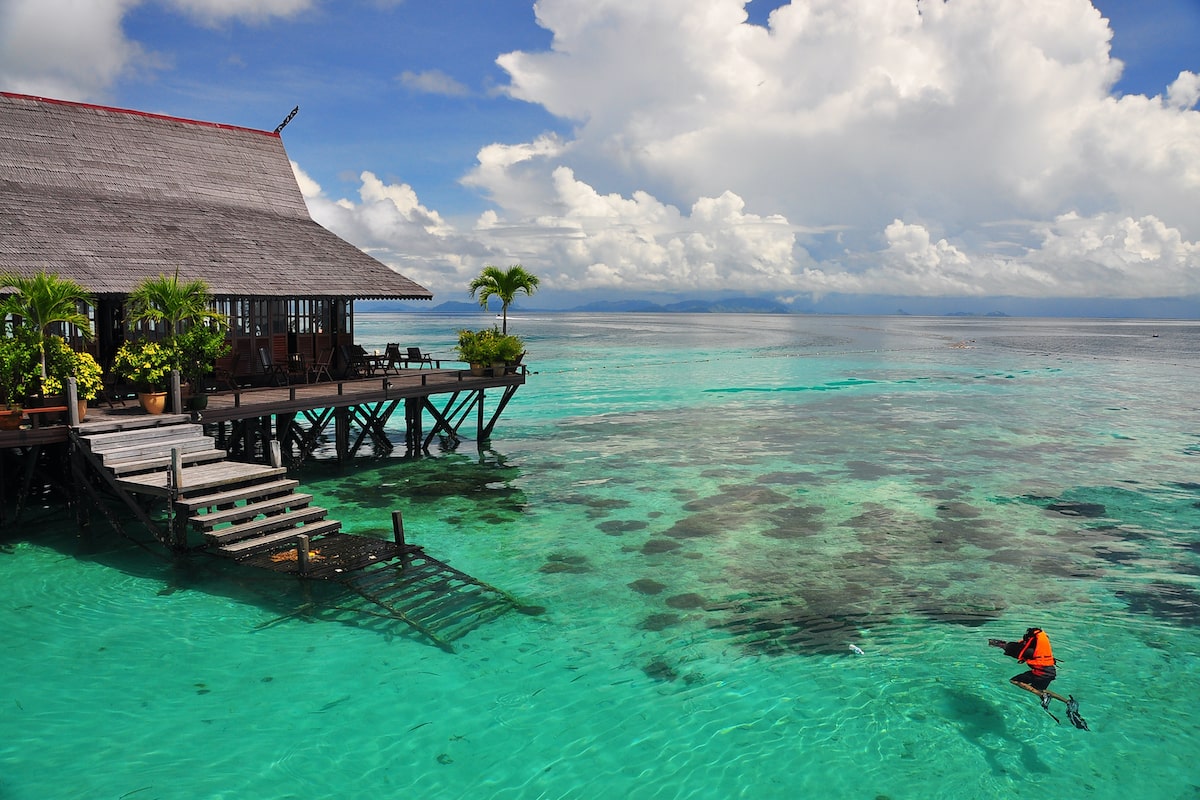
[0,366,535,650]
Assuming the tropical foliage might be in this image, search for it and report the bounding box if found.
[174,320,231,387]
[468,264,539,335]
[113,339,175,392]
[43,335,103,401]
[127,271,224,335]
[454,327,523,365]
[0,327,39,408]
[0,270,94,385]
[120,272,230,393]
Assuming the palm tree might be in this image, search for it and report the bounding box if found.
[127,270,222,336]
[0,270,94,383]
[468,264,540,335]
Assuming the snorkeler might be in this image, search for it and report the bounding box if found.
[988,627,1089,730]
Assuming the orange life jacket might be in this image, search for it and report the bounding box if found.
[1016,629,1055,668]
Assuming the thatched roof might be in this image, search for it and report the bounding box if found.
[0,93,432,300]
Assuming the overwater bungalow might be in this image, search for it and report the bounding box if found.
[0,91,432,377]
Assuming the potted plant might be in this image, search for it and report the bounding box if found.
[43,335,103,421]
[0,327,37,429]
[174,319,231,410]
[126,272,228,410]
[494,332,525,375]
[455,328,492,376]
[113,339,174,414]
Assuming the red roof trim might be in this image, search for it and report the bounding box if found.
[0,92,281,138]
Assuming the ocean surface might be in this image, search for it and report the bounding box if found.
[2,313,1198,799]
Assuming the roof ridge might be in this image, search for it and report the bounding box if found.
[0,92,280,138]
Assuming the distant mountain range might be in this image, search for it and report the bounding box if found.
[357,294,1198,319]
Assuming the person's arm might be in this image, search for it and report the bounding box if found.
[988,638,1024,659]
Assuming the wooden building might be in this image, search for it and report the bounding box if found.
[0,92,432,377]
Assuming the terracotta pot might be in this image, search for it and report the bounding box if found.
[76,399,88,422]
[0,409,23,430]
[138,391,168,415]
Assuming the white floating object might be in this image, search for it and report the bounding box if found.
[849,644,865,656]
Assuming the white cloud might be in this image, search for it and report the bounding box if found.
[163,0,313,26]
[0,0,151,100]
[397,69,470,97]
[0,0,312,100]
[1166,70,1200,110]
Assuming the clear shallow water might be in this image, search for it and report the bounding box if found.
[3,313,1199,799]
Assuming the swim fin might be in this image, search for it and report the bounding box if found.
[1040,693,1060,724]
[1066,695,1090,731]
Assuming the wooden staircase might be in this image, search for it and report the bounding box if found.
[77,415,340,558]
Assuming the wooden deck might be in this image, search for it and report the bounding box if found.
[0,367,525,448]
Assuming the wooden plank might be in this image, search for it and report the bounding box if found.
[177,478,299,511]
[118,463,286,496]
[99,436,215,464]
[206,506,329,544]
[191,493,313,529]
[108,448,225,476]
[217,519,341,557]
[83,422,200,451]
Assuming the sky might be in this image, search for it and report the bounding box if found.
[1,0,1199,312]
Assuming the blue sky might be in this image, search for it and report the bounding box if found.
[2,0,1198,310]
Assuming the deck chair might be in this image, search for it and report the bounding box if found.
[308,349,334,383]
[214,352,242,392]
[404,346,434,369]
[339,344,364,378]
[258,347,290,386]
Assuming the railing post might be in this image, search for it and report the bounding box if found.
[170,369,182,416]
[268,439,282,468]
[66,376,80,427]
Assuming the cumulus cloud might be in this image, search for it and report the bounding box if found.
[0,0,311,100]
[1166,70,1200,110]
[464,0,1200,300]
[0,0,152,100]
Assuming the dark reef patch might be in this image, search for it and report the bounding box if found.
[1116,583,1200,627]
[643,658,679,682]
[539,553,592,574]
[641,538,683,555]
[640,613,682,631]
[597,519,649,536]
[629,578,667,595]
[666,593,707,610]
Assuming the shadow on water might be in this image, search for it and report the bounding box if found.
[940,688,1051,777]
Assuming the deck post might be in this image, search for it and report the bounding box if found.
[477,389,485,443]
[268,439,282,468]
[66,377,80,427]
[297,533,310,575]
[168,447,182,550]
[392,510,405,548]
[170,370,182,417]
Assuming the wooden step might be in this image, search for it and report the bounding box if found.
[191,493,313,530]
[77,414,192,436]
[118,463,288,497]
[98,435,215,465]
[177,479,300,512]
[83,423,203,452]
[214,519,342,558]
[108,447,226,476]
[206,506,331,545]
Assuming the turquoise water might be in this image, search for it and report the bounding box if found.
[3,313,1199,799]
